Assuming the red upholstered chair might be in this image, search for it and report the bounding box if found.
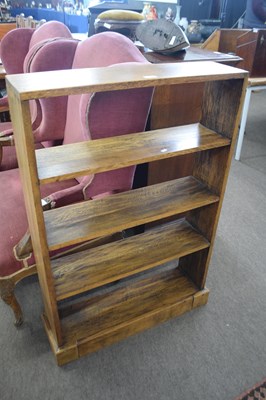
[0,21,73,171]
[0,32,154,326]
[0,37,79,325]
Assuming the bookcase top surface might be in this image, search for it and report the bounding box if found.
[6,61,247,101]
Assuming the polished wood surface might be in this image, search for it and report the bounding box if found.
[236,30,266,77]
[36,123,230,184]
[7,66,63,346]
[180,76,248,289]
[55,268,208,365]
[7,61,247,365]
[44,176,219,251]
[6,61,247,100]
[44,272,209,365]
[148,78,246,185]
[60,268,200,341]
[145,47,242,184]
[143,45,242,65]
[203,28,266,78]
[203,29,250,54]
[52,219,210,301]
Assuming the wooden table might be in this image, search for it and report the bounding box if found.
[142,46,242,65]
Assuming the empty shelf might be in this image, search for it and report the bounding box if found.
[52,218,210,301]
[44,176,219,251]
[36,123,230,183]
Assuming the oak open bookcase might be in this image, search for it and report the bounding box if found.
[6,61,247,365]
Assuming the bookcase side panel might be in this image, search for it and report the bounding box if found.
[180,77,247,289]
[6,85,63,345]
[200,78,246,140]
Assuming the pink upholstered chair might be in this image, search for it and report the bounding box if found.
[0,21,73,171]
[0,32,154,326]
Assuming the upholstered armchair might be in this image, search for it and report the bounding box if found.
[0,21,73,171]
[0,32,154,326]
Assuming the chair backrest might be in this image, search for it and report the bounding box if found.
[63,32,154,198]
[0,28,34,74]
[28,20,72,49]
[0,21,72,75]
[24,38,79,144]
[0,22,74,145]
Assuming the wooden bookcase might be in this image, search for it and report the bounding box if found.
[6,61,247,365]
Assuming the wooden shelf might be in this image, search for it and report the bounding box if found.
[52,218,210,301]
[44,176,219,251]
[43,267,209,365]
[6,61,246,101]
[7,59,247,364]
[36,123,230,184]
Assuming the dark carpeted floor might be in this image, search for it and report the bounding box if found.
[0,90,265,400]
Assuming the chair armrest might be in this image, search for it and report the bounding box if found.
[13,198,53,260]
[0,96,9,113]
[14,183,88,260]
[0,134,14,146]
[0,131,15,165]
[0,131,14,165]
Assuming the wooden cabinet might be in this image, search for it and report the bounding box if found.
[203,28,266,77]
[6,61,247,365]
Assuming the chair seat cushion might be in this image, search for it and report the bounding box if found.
[0,168,80,277]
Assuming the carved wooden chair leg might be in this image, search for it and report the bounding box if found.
[0,278,23,326]
[0,232,124,327]
[0,265,37,327]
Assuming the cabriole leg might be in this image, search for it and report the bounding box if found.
[0,279,23,327]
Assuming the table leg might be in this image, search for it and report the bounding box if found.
[235,87,252,161]
[235,84,266,161]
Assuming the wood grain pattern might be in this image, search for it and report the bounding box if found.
[52,219,210,301]
[36,123,230,183]
[218,29,250,54]
[6,84,63,345]
[179,74,248,290]
[59,268,199,343]
[6,58,247,363]
[201,79,244,140]
[44,271,209,365]
[150,83,204,130]
[42,314,79,366]
[6,61,247,101]
[147,82,203,184]
[203,29,266,78]
[238,31,266,77]
[44,176,219,251]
